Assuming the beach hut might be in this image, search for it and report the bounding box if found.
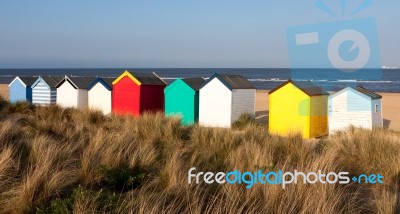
[56,76,96,109]
[8,76,37,103]
[268,80,329,139]
[88,77,114,114]
[31,76,63,106]
[164,77,205,125]
[112,70,166,115]
[199,73,256,128]
[328,86,383,133]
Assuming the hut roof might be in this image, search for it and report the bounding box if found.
[56,76,97,89]
[113,70,166,86]
[10,76,38,87]
[182,77,206,91]
[40,76,64,88]
[100,77,115,89]
[88,77,115,90]
[132,72,166,85]
[354,86,382,100]
[269,79,329,96]
[201,73,255,90]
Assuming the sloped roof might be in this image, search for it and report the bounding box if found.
[41,76,64,88]
[182,77,205,91]
[131,72,166,85]
[201,73,255,90]
[70,76,97,89]
[269,79,329,96]
[100,77,115,89]
[113,70,166,86]
[56,76,97,89]
[87,77,115,90]
[354,86,382,100]
[18,77,38,87]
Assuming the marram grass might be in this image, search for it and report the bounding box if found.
[0,98,398,213]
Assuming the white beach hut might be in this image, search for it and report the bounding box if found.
[87,77,114,114]
[56,76,96,109]
[31,76,63,105]
[199,73,256,128]
[328,86,383,133]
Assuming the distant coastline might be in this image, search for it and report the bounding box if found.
[1,68,400,92]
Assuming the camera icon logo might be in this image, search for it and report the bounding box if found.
[287,17,381,82]
[328,29,370,72]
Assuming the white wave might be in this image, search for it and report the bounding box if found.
[333,79,358,82]
[332,80,396,83]
[357,80,394,83]
[248,78,286,82]
[382,65,399,69]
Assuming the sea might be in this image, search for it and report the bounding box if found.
[0,68,399,92]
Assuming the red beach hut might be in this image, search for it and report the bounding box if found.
[112,70,166,115]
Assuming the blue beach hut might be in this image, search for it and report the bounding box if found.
[328,86,383,133]
[8,76,37,103]
[32,76,63,105]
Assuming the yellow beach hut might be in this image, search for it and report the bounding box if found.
[268,80,329,139]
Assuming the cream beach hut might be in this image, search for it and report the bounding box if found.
[56,76,96,109]
[87,77,114,114]
[199,73,256,128]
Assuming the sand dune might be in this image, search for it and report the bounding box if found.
[255,90,400,131]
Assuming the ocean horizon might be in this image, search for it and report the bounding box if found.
[1,68,399,92]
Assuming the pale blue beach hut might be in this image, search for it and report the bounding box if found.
[31,76,63,105]
[9,76,37,103]
[328,86,383,133]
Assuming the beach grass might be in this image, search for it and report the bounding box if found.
[0,98,398,213]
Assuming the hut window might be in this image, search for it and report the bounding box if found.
[375,104,380,112]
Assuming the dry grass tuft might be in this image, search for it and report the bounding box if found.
[0,101,398,213]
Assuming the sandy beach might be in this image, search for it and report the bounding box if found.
[0,84,8,100]
[378,93,400,131]
[255,90,400,131]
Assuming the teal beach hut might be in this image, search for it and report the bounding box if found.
[164,77,205,125]
[9,76,37,104]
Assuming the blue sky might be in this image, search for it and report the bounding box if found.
[0,0,398,68]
